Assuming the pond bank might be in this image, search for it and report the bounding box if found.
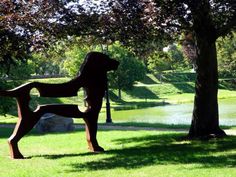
[1,123,236,136]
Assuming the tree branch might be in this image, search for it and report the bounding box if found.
[216,15,236,38]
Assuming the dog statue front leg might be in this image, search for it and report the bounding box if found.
[8,96,41,159]
[83,112,104,152]
[83,97,104,152]
[8,113,40,159]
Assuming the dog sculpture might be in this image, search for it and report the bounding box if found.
[0,52,119,159]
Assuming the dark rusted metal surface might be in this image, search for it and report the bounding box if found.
[0,52,119,159]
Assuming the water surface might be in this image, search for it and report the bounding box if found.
[107,98,236,126]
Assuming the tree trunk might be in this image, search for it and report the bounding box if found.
[188,34,226,138]
[118,88,122,100]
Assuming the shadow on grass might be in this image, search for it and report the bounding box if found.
[2,127,235,170]
[109,91,122,102]
[66,133,236,171]
[126,86,159,99]
[27,131,236,170]
[219,80,236,91]
[141,75,158,85]
[30,152,94,159]
[159,72,196,83]
[171,82,195,93]
[109,87,160,103]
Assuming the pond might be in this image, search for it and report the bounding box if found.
[105,97,236,126]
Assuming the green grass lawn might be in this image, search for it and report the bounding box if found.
[0,128,236,177]
[1,75,236,115]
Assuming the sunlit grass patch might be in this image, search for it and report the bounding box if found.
[0,128,236,177]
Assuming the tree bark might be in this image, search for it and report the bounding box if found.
[118,88,122,100]
[188,33,226,138]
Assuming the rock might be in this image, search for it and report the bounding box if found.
[35,113,74,133]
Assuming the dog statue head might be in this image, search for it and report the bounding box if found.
[79,52,119,87]
[80,52,119,74]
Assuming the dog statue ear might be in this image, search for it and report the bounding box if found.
[77,59,87,76]
[79,52,106,75]
[77,53,92,76]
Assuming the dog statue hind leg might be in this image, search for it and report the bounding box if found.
[1,83,42,159]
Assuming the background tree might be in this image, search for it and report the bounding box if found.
[0,0,65,113]
[217,32,236,77]
[0,0,99,113]
[30,41,68,76]
[167,44,189,70]
[147,44,188,75]
[62,38,97,76]
[103,0,236,138]
[0,28,33,113]
[147,51,172,74]
[108,42,146,99]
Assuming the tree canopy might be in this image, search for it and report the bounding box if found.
[108,42,146,99]
[217,32,236,77]
[0,0,236,138]
[101,0,236,138]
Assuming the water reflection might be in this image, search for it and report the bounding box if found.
[110,98,236,126]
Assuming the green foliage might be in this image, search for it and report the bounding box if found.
[31,53,60,75]
[63,44,91,76]
[0,80,12,115]
[147,44,189,74]
[147,50,172,73]
[217,33,236,77]
[167,44,189,70]
[30,42,69,76]
[0,59,33,115]
[0,29,30,70]
[61,37,104,76]
[108,42,146,93]
[7,61,33,80]
[57,41,146,97]
[0,79,22,115]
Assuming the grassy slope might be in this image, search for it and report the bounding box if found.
[0,73,236,126]
[0,128,236,177]
[116,73,236,104]
[3,73,236,107]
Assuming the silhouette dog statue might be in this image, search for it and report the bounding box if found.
[0,52,119,159]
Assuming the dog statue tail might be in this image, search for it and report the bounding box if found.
[0,82,34,98]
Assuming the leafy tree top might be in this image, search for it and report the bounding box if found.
[1,0,235,63]
[104,0,236,40]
